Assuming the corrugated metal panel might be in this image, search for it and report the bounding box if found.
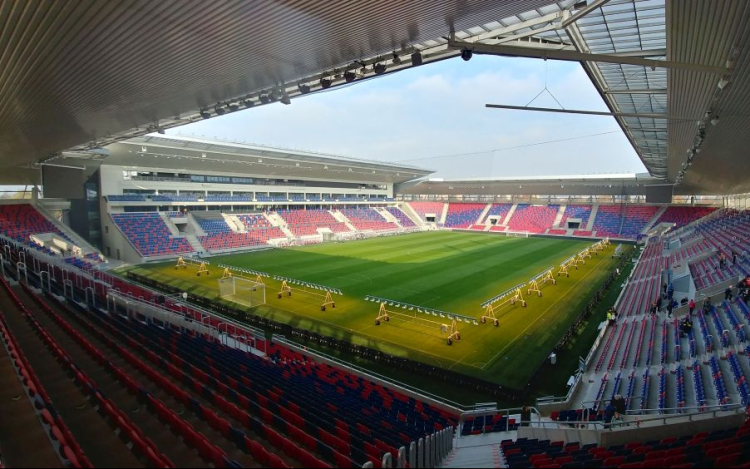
[0,0,552,177]
[668,0,750,194]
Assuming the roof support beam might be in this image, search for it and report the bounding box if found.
[449,39,728,74]
[484,104,672,119]
[562,0,612,28]
[468,12,566,43]
[604,89,667,94]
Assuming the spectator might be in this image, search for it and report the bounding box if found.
[703,297,712,314]
[650,301,658,315]
[656,296,663,313]
[611,412,625,429]
[604,401,616,428]
[689,298,696,316]
[667,299,676,318]
[733,251,738,265]
[667,283,675,300]
[725,287,734,301]
[662,283,668,297]
[521,405,532,427]
[613,394,626,415]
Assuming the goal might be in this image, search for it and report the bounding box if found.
[218,276,266,308]
[505,231,530,238]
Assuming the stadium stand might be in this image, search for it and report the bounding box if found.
[444,203,486,229]
[560,205,593,228]
[110,213,193,257]
[197,214,285,251]
[500,421,750,468]
[654,206,716,229]
[507,204,559,234]
[593,205,659,240]
[483,204,513,225]
[385,207,416,227]
[340,209,398,232]
[277,210,351,237]
[408,202,445,223]
[0,204,74,245]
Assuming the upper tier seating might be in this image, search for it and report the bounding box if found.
[237,214,273,230]
[507,205,559,234]
[408,202,444,222]
[655,206,716,229]
[444,204,486,229]
[151,194,200,202]
[340,209,397,232]
[106,194,147,202]
[278,210,351,237]
[110,213,193,257]
[560,205,592,228]
[385,208,416,228]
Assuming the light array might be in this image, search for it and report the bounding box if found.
[530,266,555,283]
[480,283,526,309]
[365,295,479,325]
[274,276,342,295]
[217,263,269,278]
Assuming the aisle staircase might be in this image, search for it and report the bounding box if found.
[586,204,600,231]
[552,204,566,229]
[476,204,492,226]
[440,204,449,225]
[502,204,518,226]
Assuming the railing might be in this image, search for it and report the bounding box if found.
[457,405,544,436]
[364,427,454,469]
[527,403,745,433]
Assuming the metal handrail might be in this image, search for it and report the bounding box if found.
[528,403,745,431]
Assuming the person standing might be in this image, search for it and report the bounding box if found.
[733,251,738,265]
[725,287,733,301]
[651,301,658,315]
[521,405,532,427]
[656,296,663,313]
[689,298,696,316]
[667,299,676,318]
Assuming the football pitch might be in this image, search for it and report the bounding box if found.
[126,231,620,390]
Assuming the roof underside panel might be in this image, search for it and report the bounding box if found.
[0,0,552,182]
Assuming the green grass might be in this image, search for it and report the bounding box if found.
[126,231,620,391]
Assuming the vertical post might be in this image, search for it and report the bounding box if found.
[0,254,5,280]
[418,438,426,468]
[409,442,417,468]
[397,446,406,469]
[362,463,374,469]
[382,453,393,468]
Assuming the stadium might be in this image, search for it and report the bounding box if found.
[0,1,749,468]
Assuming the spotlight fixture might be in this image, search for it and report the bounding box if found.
[695,147,702,153]
[392,52,401,65]
[320,77,332,89]
[259,94,271,104]
[344,70,356,82]
[214,105,226,116]
[718,76,730,90]
[461,48,473,61]
[228,103,239,112]
[711,116,720,126]
[267,90,279,102]
[199,110,211,119]
[157,127,165,135]
[242,99,254,108]
[411,50,423,66]
[298,83,311,94]
[373,62,387,74]
[280,93,291,105]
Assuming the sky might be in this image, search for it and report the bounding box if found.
[168,55,647,180]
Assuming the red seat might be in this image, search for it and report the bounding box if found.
[604,456,624,466]
[645,450,665,461]
[554,456,573,464]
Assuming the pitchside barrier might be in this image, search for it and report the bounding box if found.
[364,295,478,345]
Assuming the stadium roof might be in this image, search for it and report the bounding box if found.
[97,135,432,184]
[397,173,669,197]
[0,0,748,195]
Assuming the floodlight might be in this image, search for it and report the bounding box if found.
[298,83,311,94]
[718,77,730,90]
[392,52,401,65]
[200,110,211,119]
[228,103,239,112]
[711,116,719,126]
[320,77,332,89]
[344,70,356,82]
[461,48,473,61]
[214,105,226,116]
[280,93,291,105]
[259,94,271,104]
[374,63,387,74]
[411,51,423,66]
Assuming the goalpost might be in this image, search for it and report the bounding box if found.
[218,276,266,308]
[505,231,530,238]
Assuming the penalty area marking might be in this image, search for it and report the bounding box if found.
[481,251,611,370]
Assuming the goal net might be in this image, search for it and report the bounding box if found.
[218,276,266,308]
[505,231,530,238]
